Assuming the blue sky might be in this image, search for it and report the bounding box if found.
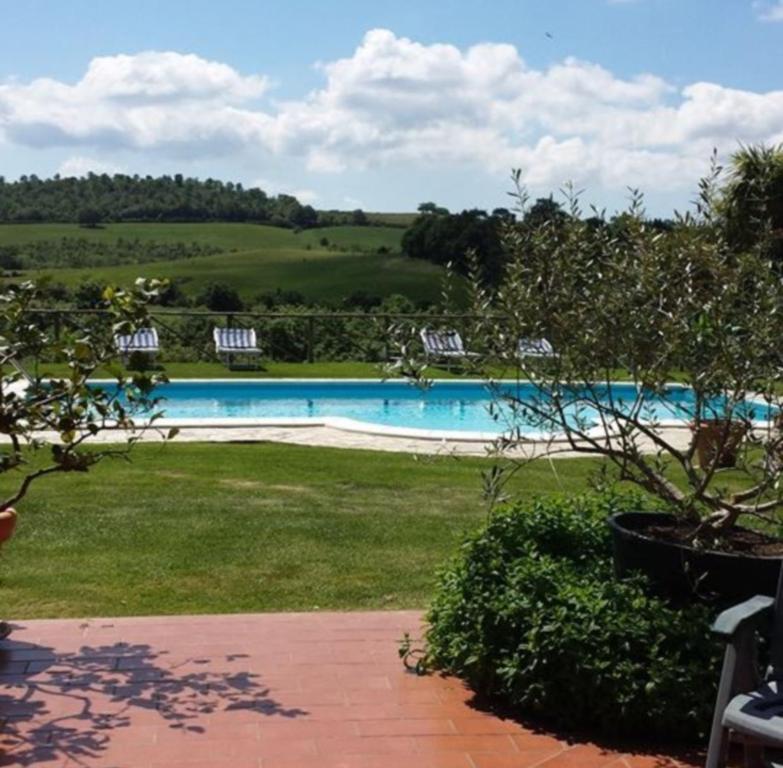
[0,0,781,215]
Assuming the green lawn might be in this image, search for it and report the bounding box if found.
[31,360,640,382]
[0,222,443,303]
[31,361,472,379]
[0,443,600,619]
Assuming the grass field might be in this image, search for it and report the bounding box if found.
[0,222,442,304]
[365,212,417,227]
[29,360,652,382]
[0,443,600,618]
[30,361,470,379]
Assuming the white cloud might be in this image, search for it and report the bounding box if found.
[291,188,319,205]
[0,51,271,156]
[251,177,319,204]
[264,29,782,192]
[756,1,783,22]
[58,155,124,177]
[78,51,269,102]
[1,33,782,196]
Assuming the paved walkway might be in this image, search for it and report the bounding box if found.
[17,424,695,458]
[0,612,702,768]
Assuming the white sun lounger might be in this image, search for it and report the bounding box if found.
[518,337,556,358]
[420,328,478,362]
[114,327,159,360]
[213,327,262,367]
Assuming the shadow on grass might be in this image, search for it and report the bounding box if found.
[0,627,307,766]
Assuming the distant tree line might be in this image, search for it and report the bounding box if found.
[0,174,373,229]
[402,198,676,285]
[0,237,220,271]
[18,268,427,314]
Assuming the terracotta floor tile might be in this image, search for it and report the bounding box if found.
[0,613,702,768]
[510,733,568,752]
[315,735,417,755]
[452,717,529,735]
[412,734,519,753]
[621,752,703,768]
[263,754,471,768]
[343,687,442,705]
[536,744,624,768]
[257,719,359,739]
[357,718,456,736]
[150,761,259,768]
[470,753,569,768]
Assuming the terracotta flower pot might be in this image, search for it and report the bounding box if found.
[0,508,17,544]
[690,419,748,469]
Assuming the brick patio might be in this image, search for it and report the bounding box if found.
[0,611,702,768]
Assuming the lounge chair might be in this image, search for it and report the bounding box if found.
[213,327,262,369]
[114,327,159,361]
[420,328,478,365]
[705,567,783,767]
[518,337,556,358]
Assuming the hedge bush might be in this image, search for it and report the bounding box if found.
[421,493,722,742]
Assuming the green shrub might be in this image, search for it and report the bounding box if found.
[421,493,721,742]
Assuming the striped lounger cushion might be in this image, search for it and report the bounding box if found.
[116,328,158,352]
[215,328,258,351]
[422,330,464,355]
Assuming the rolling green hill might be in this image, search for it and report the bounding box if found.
[0,222,443,304]
[365,212,418,227]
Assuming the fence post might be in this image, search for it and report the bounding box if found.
[307,316,315,363]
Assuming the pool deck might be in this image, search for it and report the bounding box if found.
[0,611,704,768]
[14,423,695,457]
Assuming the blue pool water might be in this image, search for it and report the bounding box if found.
[107,380,775,435]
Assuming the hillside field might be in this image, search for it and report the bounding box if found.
[0,222,442,304]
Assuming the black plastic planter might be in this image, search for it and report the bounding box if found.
[608,511,783,603]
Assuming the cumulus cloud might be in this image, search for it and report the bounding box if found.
[252,177,319,204]
[0,51,271,156]
[58,155,125,177]
[1,32,782,194]
[756,1,783,22]
[266,29,782,191]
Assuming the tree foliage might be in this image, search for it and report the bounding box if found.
[720,143,783,263]
[394,156,783,541]
[402,208,508,284]
[0,237,219,271]
[0,174,322,228]
[0,279,173,512]
[197,282,244,312]
[77,207,102,228]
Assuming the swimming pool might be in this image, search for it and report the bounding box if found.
[104,379,776,440]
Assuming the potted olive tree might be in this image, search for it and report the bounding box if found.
[0,279,173,634]
[396,154,783,603]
